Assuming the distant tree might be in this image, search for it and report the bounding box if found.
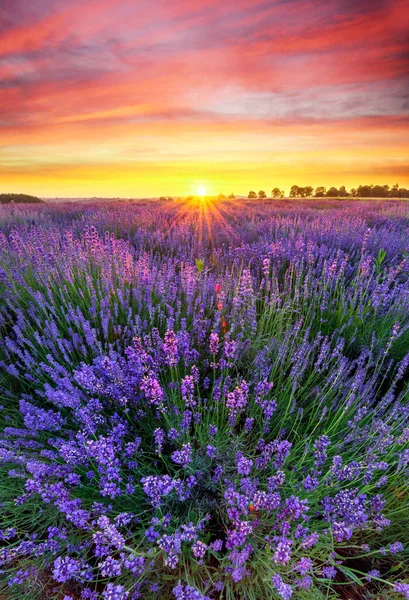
[258,190,267,199]
[290,185,300,198]
[0,193,43,204]
[356,185,373,198]
[248,191,257,199]
[372,185,389,198]
[159,196,167,201]
[326,187,340,197]
[314,186,326,197]
[228,193,235,199]
[271,188,285,198]
[339,186,349,197]
[218,193,226,200]
[390,183,400,197]
[350,188,357,197]
[186,195,194,201]
[304,186,314,197]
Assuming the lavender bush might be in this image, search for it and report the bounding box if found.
[0,198,409,599]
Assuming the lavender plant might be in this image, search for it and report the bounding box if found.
[0,198,409,599]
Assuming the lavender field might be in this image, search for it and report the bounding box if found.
[1,198,409,600]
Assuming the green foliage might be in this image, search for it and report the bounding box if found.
[374,248,387,275]
[195,258,205,273]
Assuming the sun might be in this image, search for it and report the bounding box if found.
[196,185,206,197]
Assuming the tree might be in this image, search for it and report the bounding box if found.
[372,185,389,198]
[314,186,326,197]
[290,185,300,198]
[304,186,314,197]
[390,184,399,197]
[326,187,339,197]
[217,193,225,200]
[356,185,373,198]
[248,191,257,199]
[271,188,285,198]
[339,186,349,197]
[228,193,235,199]
[258,190,267,199]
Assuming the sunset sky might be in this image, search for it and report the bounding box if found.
[1,0,408,197]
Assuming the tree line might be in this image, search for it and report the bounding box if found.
[244,184,409,199]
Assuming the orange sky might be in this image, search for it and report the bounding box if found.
[0,0,408,197]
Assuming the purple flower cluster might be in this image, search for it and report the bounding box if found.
[171,443,192,467]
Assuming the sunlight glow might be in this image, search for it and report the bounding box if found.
[196,185,206,197]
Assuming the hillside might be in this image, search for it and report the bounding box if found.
[0,193,44,204]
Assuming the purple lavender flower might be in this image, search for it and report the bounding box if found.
[313,435,331,467]
[140,375,165,408]
[102,584,128,600]
[153,428,165,454]
[181,375,196,408]
[226,380,248,424]
[192,541,207,559]
[365,569,380,582]
[295,557,313,574]
[171,443,192,467]
[141,475,175,507]
[272,574,293,599]
[244,417,254,433]
[209,333,219,354]
[206,445,216,458]
[394,582,409,598]
[52,556,86,583]
[209,424,217,436]
[236,452,253,475]
[224,340,237,360]
[164,330,178,366]
[122,554,145,576]
[145,526,159,542]
[99,556,122,577]
[210,539,223,552]
[273,538,292,565]
[322,566,337,579]
[172,582,209,600]
[296,575,312,589]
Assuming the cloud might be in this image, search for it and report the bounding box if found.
[0,0,408,194]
